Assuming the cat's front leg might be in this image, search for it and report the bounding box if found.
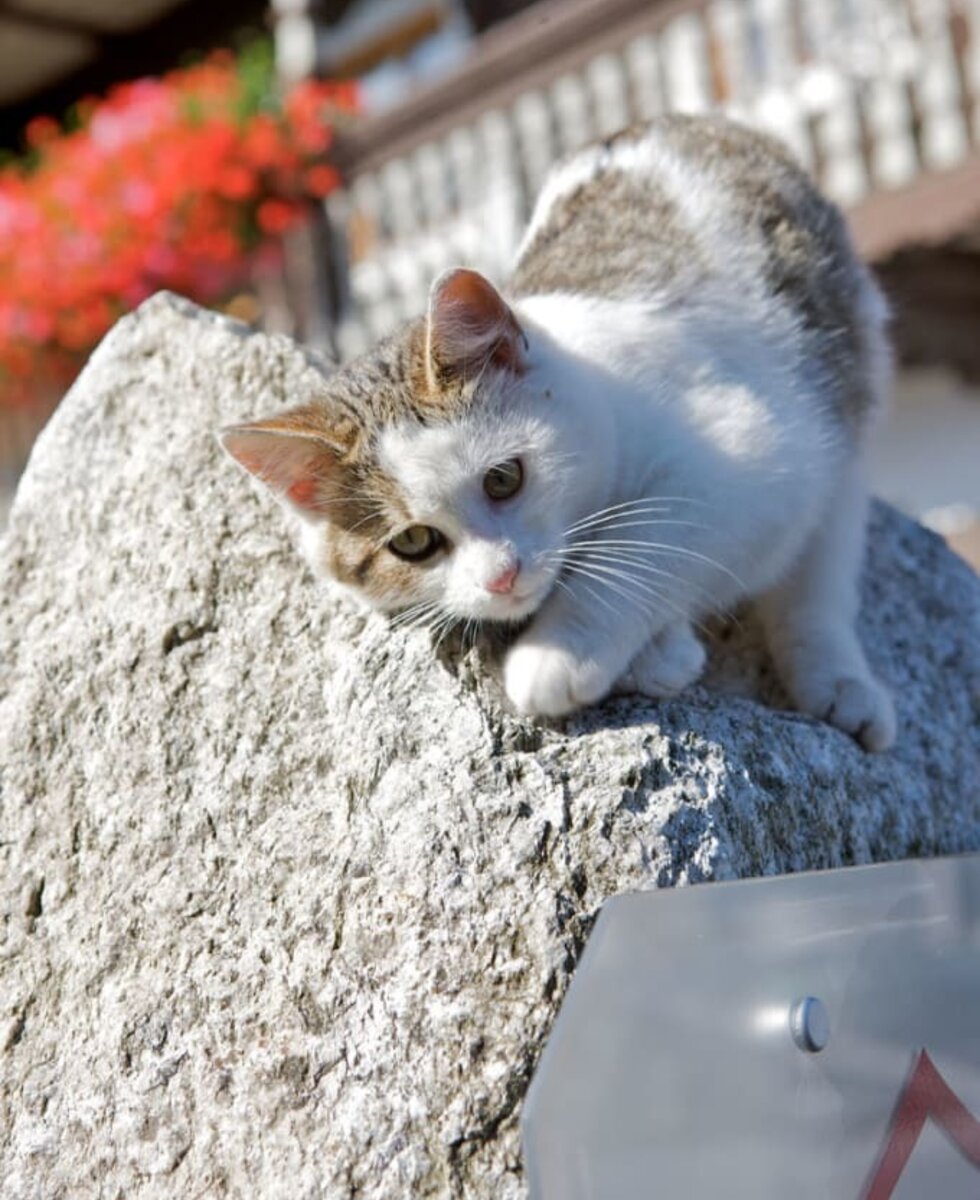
[503,582,660,717]
[614,621,706,699]
[758,463,895,752]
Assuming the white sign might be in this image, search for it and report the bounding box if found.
[523,855,980,1198]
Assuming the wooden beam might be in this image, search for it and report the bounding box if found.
[0,0,270,149]
[332,0,694,178]
[875,242,980,380]
[0,1,109,40]
[848,152,980,263]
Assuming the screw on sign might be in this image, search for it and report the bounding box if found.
[861,1051,980,1199]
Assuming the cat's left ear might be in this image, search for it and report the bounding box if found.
[425,268,528,387]
[219,404,354,519]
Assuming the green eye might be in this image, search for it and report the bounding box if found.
[388,524,443,562]
[483,458,523,501]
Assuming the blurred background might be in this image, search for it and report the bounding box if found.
[1,0,978,571]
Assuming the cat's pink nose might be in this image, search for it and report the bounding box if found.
[486,561,520,594]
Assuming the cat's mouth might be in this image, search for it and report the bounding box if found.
[455,581,550,625]
[499,589,544,619]
[485,579,555,623]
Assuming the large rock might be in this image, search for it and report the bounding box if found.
[1,293,978,1199]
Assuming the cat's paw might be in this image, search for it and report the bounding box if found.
[615,623,706,698]
[793,672,896,752]
[504,641,616,717]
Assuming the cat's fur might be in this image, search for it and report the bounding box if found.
[221,114,895,751]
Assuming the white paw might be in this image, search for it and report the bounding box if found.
[615,624,706,699]
[793,672,896,752]
[504,641,616,717]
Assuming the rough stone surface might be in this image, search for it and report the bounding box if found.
[1,293,979,1199]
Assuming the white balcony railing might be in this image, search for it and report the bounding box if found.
[316,0,980,358]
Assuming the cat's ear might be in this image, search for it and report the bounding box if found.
[425,268,528,386]
[219,405,351,519]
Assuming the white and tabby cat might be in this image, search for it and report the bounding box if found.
[221,115,895,751]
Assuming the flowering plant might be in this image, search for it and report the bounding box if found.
[0,43,356,411]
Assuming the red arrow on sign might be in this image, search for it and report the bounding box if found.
[861,1050,980,1199]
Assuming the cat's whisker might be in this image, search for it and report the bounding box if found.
[549,540,716,610]
[461,616,483,650]
[555,568,623,621]
[561,557,670,604]
[559,569,667,630]
[559,546,736,631]
[553,576,610,634]
[563,502,674,537]
[305,496,358,517]
[419,609,446,639]
[301,486,389,528]
[566,498,673,522]
[563,495,710,537]
[567,546,745,633]
[345,508,388,534]
[570,494,701,519]
[568,538,746,592]
[558,561,666,615]
[389,612,429,633]
[389,600,442,632]
[568,517,710,539]
[388,602,423,626]
[554,534,717,594]
[558,549,705,624]
[397,608,438,629]
[427,610,455,637]
[562,545,702,595]
[567,512,693,536]
[430,610,460,654]
[569,561,714,638]
[307,479,377,503]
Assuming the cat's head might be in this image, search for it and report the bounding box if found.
[221,269,588,624]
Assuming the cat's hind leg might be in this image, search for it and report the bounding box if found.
[614,621,706,699]
[757,461,895,751]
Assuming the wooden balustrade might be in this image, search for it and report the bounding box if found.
[295,0,980,358]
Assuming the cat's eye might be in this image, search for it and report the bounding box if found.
[388,524,444,562]
[483,458,523,501]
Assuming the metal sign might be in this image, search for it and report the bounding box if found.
[522,855,980,1199]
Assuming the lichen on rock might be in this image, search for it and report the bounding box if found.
[1,293,978,1198]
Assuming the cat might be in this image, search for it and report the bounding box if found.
[221,114,896,751]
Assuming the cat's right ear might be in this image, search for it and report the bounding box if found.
[425,268,528,387]
[219,405,350,519]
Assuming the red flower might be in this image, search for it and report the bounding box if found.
[304,164,340,197]
[242,115,283,170]
[218,165,257,200]
[0,45,358,411]
[25,116,60,148]
[257,199,299,235]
